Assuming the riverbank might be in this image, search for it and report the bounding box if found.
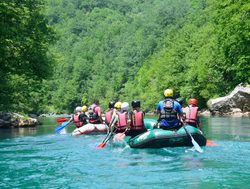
[0,112,38,128]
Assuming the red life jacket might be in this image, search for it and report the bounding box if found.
[130,111,144,130]
[184,106,198,124]
[105,110,113,125]
[117,112,127,131]
[73,112,83,127]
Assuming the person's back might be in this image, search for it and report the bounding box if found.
[78,105,89,126]
[73,106,85,128]
[109,102,122,133]
[105,101,115,125]
[88,100,102,124]
[183,98,199,128]
[156,89,183,130]
[116,102,129,133]
[126,100,147,137]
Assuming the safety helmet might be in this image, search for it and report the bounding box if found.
[164,89,173,97]
[188,98,198,106]
[82,105,87,112]
[75,106,82,112]
[109,101,115,109]
[114,101,122,109]
[131,100,140,108]
[121,102,129,111]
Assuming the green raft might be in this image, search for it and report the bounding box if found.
[123,118,207,148]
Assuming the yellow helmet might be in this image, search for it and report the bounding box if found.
[82,105,87,112]
[164,89,173,97]
[114,101,122,109]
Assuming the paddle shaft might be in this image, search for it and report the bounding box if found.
[183,124,203,153]
[97,116,118,148]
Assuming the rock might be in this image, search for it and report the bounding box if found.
[0,112,38,128]
[0,119,11,128]
[243,112,250,117]
[207,83,250,116]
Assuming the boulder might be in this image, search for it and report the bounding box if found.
[207,83,250,116]
[0,112,38,128]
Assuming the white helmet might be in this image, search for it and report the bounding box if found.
[121,102,129,111]
[75,106,82,112]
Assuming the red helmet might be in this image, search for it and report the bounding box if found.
[188,98,198,106]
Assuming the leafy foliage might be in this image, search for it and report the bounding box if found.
[1,0,249,113]
[0,0,55,112]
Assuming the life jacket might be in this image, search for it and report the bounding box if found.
[88,104,99,123]
[184,106,198,125]
[73,112,83,127]
[105,110,113,125]
[117,112,127,131]
[159,99,178,121]
[130,111,144,130]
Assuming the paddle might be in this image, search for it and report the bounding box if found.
[206,139,218,146]
[197,122,217,146]
[56,117,68,123]
[97,116,118,148]
[55,121,71,133]
[183,124,203,153]
[114,132,126,140]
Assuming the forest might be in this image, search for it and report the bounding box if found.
[1,0,249,113]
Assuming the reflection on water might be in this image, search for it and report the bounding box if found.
[201,117,250,141]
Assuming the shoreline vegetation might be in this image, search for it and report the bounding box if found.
[1,1,249,118]
[1,84,249,128]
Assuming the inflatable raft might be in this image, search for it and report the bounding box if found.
[72,123,108,136]
[116,118,207,148]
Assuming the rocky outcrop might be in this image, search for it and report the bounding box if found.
[206,84,250,116]
[0,112,38,128]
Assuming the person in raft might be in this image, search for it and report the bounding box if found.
[182,98,200,128]
[155,89,183,130]
[109,101,129,133]
[78,105,89,126]
[120,101,131,130]
[113,102,130,133]
[88,99,103,124]
[68,106,86,128]
[125,100,147,138]
[105,101,116,126]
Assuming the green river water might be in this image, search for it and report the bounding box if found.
[0,117,250,189]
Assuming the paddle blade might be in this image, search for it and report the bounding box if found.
[114,133,126,140]
[206,139,218,146]
[56,117,68,123]
[97,143,106,148]
[55,121,70,133]
[191,138,203,153]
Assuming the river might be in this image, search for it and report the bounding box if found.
[0,116,250,189]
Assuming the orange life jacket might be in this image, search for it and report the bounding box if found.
[130,111,144,130]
